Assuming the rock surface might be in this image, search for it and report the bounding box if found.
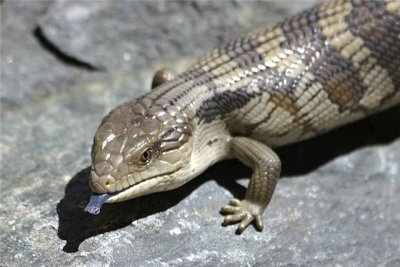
[1,1,399,266]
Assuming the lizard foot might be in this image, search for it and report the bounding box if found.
[220,198,264,234]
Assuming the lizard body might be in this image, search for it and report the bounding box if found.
[85,0,400,233]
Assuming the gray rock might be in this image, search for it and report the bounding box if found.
[0,1,96,109]
[0,0,399,266]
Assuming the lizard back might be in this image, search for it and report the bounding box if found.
[150,0,400,146]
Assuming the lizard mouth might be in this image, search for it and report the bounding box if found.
[84,175,165,215]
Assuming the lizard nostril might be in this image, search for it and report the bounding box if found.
[96,175,116,192]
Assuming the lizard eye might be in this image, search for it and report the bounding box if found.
[139,148,153,165]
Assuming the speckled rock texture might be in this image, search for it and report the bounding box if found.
[1,1,399,266]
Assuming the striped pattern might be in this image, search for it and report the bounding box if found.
[145,0,400,147]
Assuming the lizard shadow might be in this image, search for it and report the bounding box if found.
[57,105,399,253]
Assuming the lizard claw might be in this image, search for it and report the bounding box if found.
[220,198,265,234]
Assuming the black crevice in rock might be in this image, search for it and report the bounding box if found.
[33,27,100,71]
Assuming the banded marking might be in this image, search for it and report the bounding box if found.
[345,0,400,108]
[385,0,400,15]
[349,0,400,80]
[255,27,286,54]
[154,0,399,147]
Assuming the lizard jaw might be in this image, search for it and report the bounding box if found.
[105,175,165,203]
[84,176,164,215]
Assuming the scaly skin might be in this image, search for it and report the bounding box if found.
[86,0,400,234]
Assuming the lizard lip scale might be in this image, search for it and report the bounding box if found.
[85,0,400,234]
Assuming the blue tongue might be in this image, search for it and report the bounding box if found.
[84,194,112,215]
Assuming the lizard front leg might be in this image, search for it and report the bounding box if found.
[151,68,177,89]
[221,136,281,234]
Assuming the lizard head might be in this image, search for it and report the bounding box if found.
[84,97,194,214]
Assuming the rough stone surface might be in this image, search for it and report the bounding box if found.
[0,1,96,109]
[0,1,399,266]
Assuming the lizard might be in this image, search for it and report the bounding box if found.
[84,0,400,234]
